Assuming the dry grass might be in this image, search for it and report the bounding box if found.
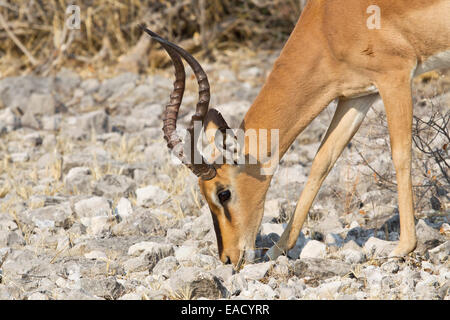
[168,285,194,300]
[0,0,306,77]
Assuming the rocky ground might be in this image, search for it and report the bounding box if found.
[0,50,449,300]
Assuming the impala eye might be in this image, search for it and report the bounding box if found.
[217,190,231,204]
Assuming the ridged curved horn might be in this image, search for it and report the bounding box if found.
[139,25,216,180]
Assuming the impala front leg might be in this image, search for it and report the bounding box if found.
[376,72,417,257]
[266,94,379,260]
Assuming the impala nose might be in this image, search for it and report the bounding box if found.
[223,256,231,265]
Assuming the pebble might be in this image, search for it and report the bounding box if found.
[136,185,169,207]
[364,237,396,257]
[240,262,274,281]
[116,198,133,218]
[341,248,366,264]
[10,152,30,163]
[381,260,400,274]
[300,240,327,259]
[84,251,108,260]
[168,267,225,299]
[128,241,173,258]
[0,64,446,301]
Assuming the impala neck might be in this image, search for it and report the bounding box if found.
[241,18,338,166]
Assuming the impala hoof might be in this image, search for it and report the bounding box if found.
[389,241,417,258]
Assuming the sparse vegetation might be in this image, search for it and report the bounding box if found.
[0,0,448,301]
[0,0,306,76]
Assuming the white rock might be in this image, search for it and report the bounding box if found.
[93,174,135,199]
[260,223,284,236]
[278,284,296,299]
[421,261,435,273]
[118,293,142,300]
[74,196,111,219]
[0,248,10,262]
[152,256,179,279]
[189,254,221,270]
[0,217,17,232]
[190,207,213,239]
[136,185,169,207]
[415,279,438,299]
[87,216,111,235]
[74,196,111,235]
[341,249,365,264]
[27,93,56,115]
[212,265,234,284]
[241,281,276,299]
[73,110,110,134]
[174,245,198,261]
[28,292,49,300]
[381,260,400,273]
[10,152,29,163]
[84,250,108,260]
[364,266,383,295]
[227,273,248,294]
[364,237,396,257]
[349,221,360,229]
[325,233,343,247]
[66,263,81,282]
[300,240,327,259]
[33,218,55,229]
[272,257,291,278]
[318,280,342,297]
[123,256,149,273]
[416,219,441,242]
[36,152,62,169]
[56,234,70,251]
[116,198,133,218]
[56,277,68,288]
[347,291,365,299]
[29,204,72,230]
[0,108,19,131]
[65,167,91,183]
[168,267,224,299]
[23,132,42,147]
[128,241,173,257]
[240,66,262,78]
[263,199,280,222]
[276,165,307,185]
[41,114,62,131]
[342,239,361,251]
[240,262,274,281]
[166,228,187,244]
[80,78,100,94]
[428,241,449,263]
[397,266,420,296]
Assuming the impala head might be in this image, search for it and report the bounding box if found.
[140,26,274,267]
[197,161,271,266]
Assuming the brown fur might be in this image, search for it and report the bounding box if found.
[199,0,450,265]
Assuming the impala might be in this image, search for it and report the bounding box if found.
[141,0,450,266]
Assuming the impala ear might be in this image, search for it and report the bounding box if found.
[203,108,231,146]
[203,109,236,164]
[203,108,230,133]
